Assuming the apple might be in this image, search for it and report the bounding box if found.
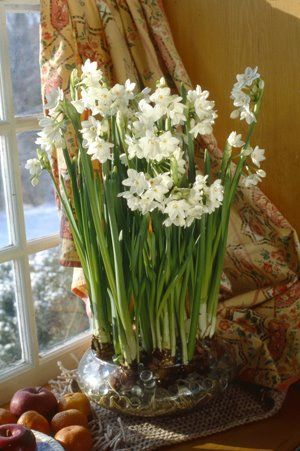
[10,387,58,419]
[0,424,37,450]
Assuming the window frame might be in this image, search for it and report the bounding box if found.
[0,0,90,404]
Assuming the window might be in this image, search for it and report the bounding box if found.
[0,1,90,404]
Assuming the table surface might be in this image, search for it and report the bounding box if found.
[164,383,300,451]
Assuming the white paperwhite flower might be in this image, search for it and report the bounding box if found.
[192,174,208,196]
[168,97,186,126]
[251,145,265,167]
[139,133,161,161]
[240,106,256,124]
[243,169,266,187]
[85,86,113,116]
[146,174,173,202]
[129,130,181,162]
[163,199,190,227]
[187,86,217,137]
[187,86,215,117]
[230,89,251,122]
[185,205,204,225]
[73,86,112,117]
[86,138,113,163]
[25,158,42,176]
[81,59,103,87]
[36,117,64,152]
[122,169,149,195]
[227,131,245,148]
[162,182,210,227]
[230,104,256,125]
[189,118,213,138]
[230,67,262,124]
[231,89,250,108]
[236,66,260,88]
[206,179,223,212]
[130,119,150,139]
[188,176,223,216]
[119,192,140,211]
[139,192,159,214]
[74,88,92,112]
[120,171,173,216]
[187,85,205,104]
[110,79,136,113]
[125,136,144,160]
[25,158,42,186]
[158,131,181,158]
[195,95,215,121]
[136,99,164,129]
[81,116,108,145]
[45,88,64,112]
[125,79,136,93]
[150,86,172,108]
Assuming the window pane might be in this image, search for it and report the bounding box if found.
[6,11,42,116]
[29,247,90,354]
[0,261,22,371]
[18,130,60,240]
[0,146,10,248]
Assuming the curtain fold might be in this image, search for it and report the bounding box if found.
[40,0,300,390]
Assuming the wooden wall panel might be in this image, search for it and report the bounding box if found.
[163,0,300,234]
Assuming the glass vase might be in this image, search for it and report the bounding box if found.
[77,337,237,417]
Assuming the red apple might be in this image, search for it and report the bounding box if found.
[0,424,37,450]
[10,387,58,419]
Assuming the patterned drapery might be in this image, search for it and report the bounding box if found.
[40,0,300,389]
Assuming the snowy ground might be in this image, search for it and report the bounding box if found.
[0,204,60,246]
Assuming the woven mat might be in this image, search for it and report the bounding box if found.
[50,362,286,451]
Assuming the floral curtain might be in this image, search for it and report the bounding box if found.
[40,0,300,390]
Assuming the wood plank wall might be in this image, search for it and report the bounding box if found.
[163,0,300,234]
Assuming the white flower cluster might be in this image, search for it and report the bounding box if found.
[119,169,223,227]
[227,131,245,148]
[80,116,113,163]
[71,59,136,117]
[226,68,266,188]
[187,85,217,137]
[243,169,266,187]
[126,129,185,170]
[243,145,266,187]
[164,177,223,227]
[25,158,42,186]
[226,130,266,187]
[28,60,267,227]
[119,169,173,215]
[230,66,263,124]
[36,88,65,154]
[121,79,216,172]
[72,64,223,227]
